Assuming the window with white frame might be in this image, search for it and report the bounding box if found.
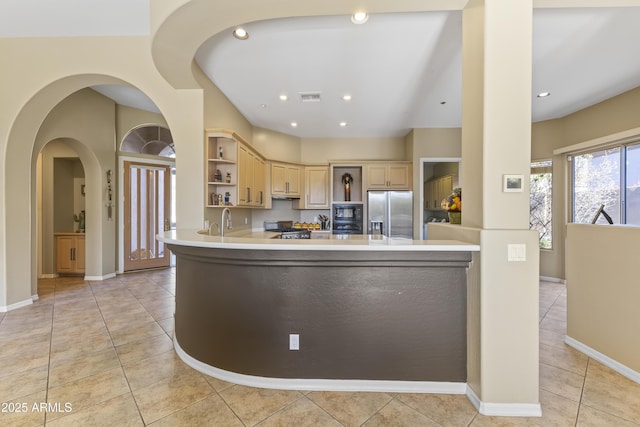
[571,142,640,225]
[530,160,553,249]
[626,144,640,225]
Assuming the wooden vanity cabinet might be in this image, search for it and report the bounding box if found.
[56,233,85,274]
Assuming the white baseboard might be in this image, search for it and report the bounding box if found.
[84,272,117,281]
[565,336,640,385]
[0,298,34,312]
[174,337,467,394]
[540,276,566,284]
[175,337,541,417]
[31,294,39,302]
[467,387,542,417]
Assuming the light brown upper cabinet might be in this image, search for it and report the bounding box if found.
[366,163,411,190]
[294,166,329,209]
[271,163,301,197]
[238,143,266,207]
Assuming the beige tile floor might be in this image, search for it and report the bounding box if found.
[1,271,639,426]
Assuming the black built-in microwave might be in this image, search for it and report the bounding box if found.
[332,204,363,234]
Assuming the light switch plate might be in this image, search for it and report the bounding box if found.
[508,244,526,262]
[289,334,299,350]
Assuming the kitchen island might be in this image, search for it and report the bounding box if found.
[158,229,479,393]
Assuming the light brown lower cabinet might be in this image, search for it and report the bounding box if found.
[55,233,85,274]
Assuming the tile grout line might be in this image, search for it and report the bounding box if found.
[214,385,252,426]
[89,277,148,426]
[43,279,58,426]
[538,287,565,325]
[300,393,347,427]
[573,357,590,426]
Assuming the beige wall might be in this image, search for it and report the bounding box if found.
[252,127,301,164]
[410,128,463,159]
[301,137,405,164]
[407,128,462,239]
[532,88,640,280]
[34,89,117,283]
[193,64,252,139]
[531,119,565,279]
[562,86,640,147]
[566,224,640,373]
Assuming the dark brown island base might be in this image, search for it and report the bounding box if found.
[158,230,480,393]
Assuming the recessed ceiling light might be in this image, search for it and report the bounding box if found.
[290,122,298,127]
[232,28,249,40]
[260,104,267,108]
[339,122,348,127]
[351,12,368,24]
[537,92,551,98]
[279,94,288,101]
[342,94,352,101]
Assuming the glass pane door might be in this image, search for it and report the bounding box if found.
[124,162,171,271]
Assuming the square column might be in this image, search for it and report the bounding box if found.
[462,0,541,416]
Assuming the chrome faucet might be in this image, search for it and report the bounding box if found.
[221,207,232,236]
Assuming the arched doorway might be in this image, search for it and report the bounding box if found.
[119,125,176,272]
[1,74,195,310]
[37,140,88,279]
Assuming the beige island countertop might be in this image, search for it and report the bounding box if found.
[157,229,480,252]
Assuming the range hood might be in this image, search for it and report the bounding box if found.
[271,194,301,200]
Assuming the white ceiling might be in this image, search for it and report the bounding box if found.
[196,8,640,138]
[3,2,640,139]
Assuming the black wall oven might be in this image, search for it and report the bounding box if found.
[332,203,363,234]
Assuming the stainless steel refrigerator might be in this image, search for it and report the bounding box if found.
[367,191,413,239]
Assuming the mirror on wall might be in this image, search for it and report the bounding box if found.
[53,157,85,233]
